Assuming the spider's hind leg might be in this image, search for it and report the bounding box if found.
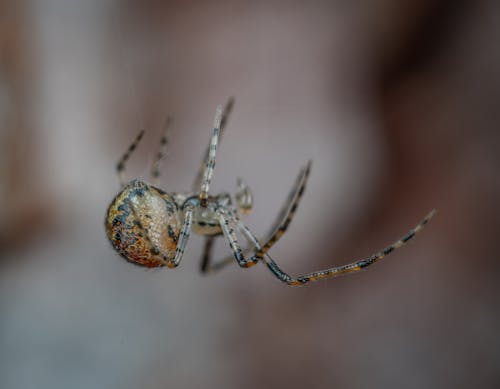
[150,116,172,184]
[116,130,145,186]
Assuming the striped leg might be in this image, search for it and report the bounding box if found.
[198,208,254,273]
[211,161,312,266]
[200,209,280,273]
[192,97,235,192]
[150,115,172,184]
[218,211,260,269]
[199,105,223,207]
[261,210,436,286]
[167,207,194,268]
[116,130,145,186]
[252,159,312,260]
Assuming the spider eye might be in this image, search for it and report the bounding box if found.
[105,181,182,268]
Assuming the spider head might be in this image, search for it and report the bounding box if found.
[105,179,182,268]
[235,178,253,215]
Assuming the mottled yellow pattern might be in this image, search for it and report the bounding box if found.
[105,180,182,268]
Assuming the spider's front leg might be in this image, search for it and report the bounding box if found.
[247,210,436,285]
[199,105,223,207]
[192,97,234,192]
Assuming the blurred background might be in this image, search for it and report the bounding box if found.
[1,0,499,388]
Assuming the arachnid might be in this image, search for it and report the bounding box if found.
[105,98,435,285]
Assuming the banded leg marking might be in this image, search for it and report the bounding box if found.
[199,235,242,274]
[150,115,172,183]
[212,160,312,265]
[116,130,145,186]
[199,105,223,206]
[253,160,312,259]
[169,207,194,268]
[218,211,259,269]
[192,97,234,192]
[264,210,436,286]
[198,209,435,285]
[199,207,262,273]
[228,213,292,281]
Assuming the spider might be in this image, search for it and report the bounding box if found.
[105,98,435,285]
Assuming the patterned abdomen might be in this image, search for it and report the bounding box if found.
[105,180,182,268]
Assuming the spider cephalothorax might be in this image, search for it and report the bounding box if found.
[105,98,435,285]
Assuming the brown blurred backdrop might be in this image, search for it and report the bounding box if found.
[1,0,499,388]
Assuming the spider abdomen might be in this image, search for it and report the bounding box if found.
[105,179,182,268]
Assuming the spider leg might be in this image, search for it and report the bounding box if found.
[218,210,260,269]
[192,97,234,192]
[199,209,257,274]
[211,160,312,265]
[167,207,194,268]
[198,105,223,207]
[199,235,240,274]
[251,159,311,261]
[150,115,172,184]
[116,130,145,186]
[258,210,436,286]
